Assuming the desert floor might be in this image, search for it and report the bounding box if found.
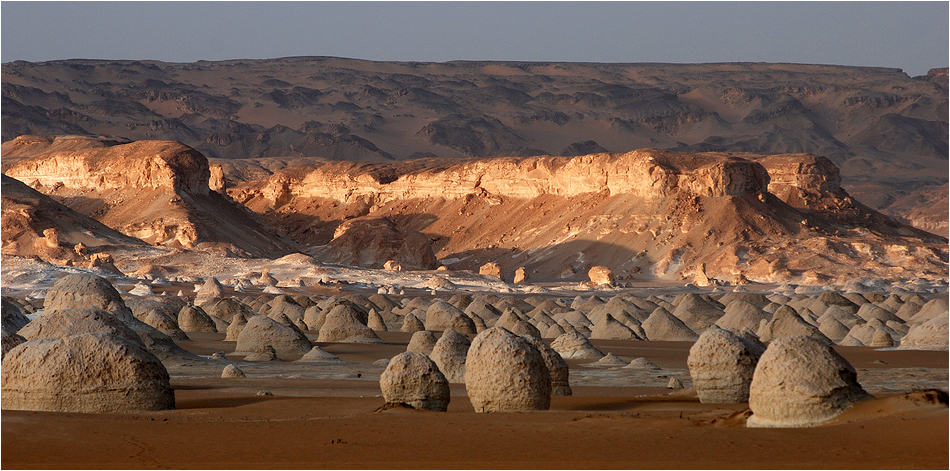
[2,329,947,469]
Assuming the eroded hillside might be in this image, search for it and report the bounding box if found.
[2,59,947,234]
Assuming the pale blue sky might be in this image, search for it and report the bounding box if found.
[2,1,947,76]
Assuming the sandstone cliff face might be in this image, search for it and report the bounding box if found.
[5,140,295,257]
[231,149,946,284]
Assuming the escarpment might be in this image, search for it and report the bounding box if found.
[229,148,946,284]
[5,140,296,257]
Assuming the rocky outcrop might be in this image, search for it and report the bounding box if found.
[465,327,551,412]
[687,328,763,403]
[5,140,295,257]
[748,335,872,428]
[310,217,437,270]
[235,315,312,359]
[379,352,450,411]
[429,328,470,383]
[1,332,175,413]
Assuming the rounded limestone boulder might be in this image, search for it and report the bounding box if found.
[424,300,476,334]
[429,328,471,383]
[687,328,763,404]
[235,315,312,359]
[1,332,175,413]
[44,274,135,322]
[748,335,872,428]
[379,352,450,411]
[178,305,217,333]
[317,304,384,343]
[522,335,572,396]
[465,327,551,412]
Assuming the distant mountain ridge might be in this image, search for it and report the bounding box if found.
[2,58,947,234]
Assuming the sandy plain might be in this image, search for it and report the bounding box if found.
[3,283,948,470]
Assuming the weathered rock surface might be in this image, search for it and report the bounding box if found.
[687,328,764,404]
[748,335,872,428]
[424,300,476,334]
[465,327,551,412]
[429,328,471,383]
[1,332,175,413]
[379,352,450,411]
[550,331,605,359]
[235,315,312,359]
[317,304,384,344]
[522,335,572,396]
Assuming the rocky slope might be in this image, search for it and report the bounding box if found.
[4,139,296,257]
[2,58,946,234]
[229,148,947,284]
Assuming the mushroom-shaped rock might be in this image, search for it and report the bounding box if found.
[429,328,471,383]
[687,328,764,404]
[587,266,615,285]
[522,336,571,396]
[317,304,385,344]
[407,330,439,354]
[298,346,343,362]
[1,332,175,413]
[235,315,312,359]
[222,364,246,378]
[424,301,476,334]
[747,335,872,428]
[897,314,949,351]
[225,313,248,341]
[178,305,218,333]
[465,327,551,412]
[641,307,698,341]
[380,352,450,411]
[44,274,134,323]
[550,331,605,359]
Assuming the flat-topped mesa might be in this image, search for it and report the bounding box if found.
[757,154,843,204]
[250,149,770,207]
[6,140,210,196]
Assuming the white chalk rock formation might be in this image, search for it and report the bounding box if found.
[642,307,699,341]
[424,301,476,334]
[406,330,439,354]
[757,306,830,343]
[221,364,246,378]
[379,352,450,411]
[550,331,605,359]
[592,352,628,367]
[1,332,175,413]
[178,305,217,333]
[624,357,661,370]
[522,335,572,396]
[44,274,135,323]
[465,327,551,412]
[317,304,384,343]
[687,328,764,404]
[235,315,312,359]
[195,277,225,306]
[429,328,471,383]
[747,335,872,428]
[897,313,949,351]
[590,313,641,340]
[225,313,248,341]
[494,308,542,338]
[298,346,343,362]
[587,266,615,285]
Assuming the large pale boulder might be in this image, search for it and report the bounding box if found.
[225,313,248,341]
[424,301,476,334]
[716,301,771,334]
[672,293,724,332]
[44,274,134,323]
[687,328,764,404]
[465,327,551,412]
[429,328,471,383]
[379,352,450,411]
[1,332,175,413]
[125,298,188,341]
[203,297,254,323]
[18,308,141,346]
[550,331,605,359]
[494,308,542,338]
[317,304,384,343]
[590,313,641,340]
[479,262,503,280]
[235,315,312,359]
[194,277,225,306]
[747,335,872,428]
[757,305,830,343]
[522,335,572,396]
[401,313,425,333]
